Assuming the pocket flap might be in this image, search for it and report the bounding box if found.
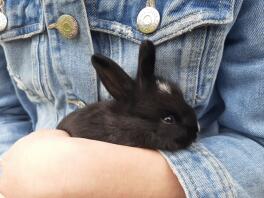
[87,0,235,44]
[0,0,45,42]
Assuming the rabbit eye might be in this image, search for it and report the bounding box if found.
[162,115,176,124]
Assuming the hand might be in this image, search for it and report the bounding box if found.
[0,130,185,198]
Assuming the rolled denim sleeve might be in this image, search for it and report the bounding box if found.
[160,1,264,197]
[0,46,33,155]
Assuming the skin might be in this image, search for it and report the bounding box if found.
[0,130,186,198]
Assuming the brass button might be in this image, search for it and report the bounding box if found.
[137,7,160,34]
[0,12,7,32]
[0,0,7,32]
[48,14,79,39]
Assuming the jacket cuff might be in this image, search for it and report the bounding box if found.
[159,143,236,198]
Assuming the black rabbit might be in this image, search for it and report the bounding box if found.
[57,40,199,150]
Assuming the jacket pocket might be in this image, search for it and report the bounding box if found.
[87,0,235,106]
[1,0,54,103]
[0,0,45,42]
[87,0,235,45]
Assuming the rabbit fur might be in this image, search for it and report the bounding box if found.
[57,40,199,150]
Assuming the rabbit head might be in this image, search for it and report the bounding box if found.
[91,40,199,149]
[58,40,199,150]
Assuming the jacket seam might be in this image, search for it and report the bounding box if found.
[159,143,237,197]
[90,16,233,45]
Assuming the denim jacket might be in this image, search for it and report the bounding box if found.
[0,0,263,197]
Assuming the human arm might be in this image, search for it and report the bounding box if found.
[0,130,185,198]
[1,0,264,197]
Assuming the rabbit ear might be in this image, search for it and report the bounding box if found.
[136,40,156,88]
[91,54,135,101]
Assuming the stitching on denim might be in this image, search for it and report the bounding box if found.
[195,26,226,105]
[0,23,44,41]
[81,0,95,54]
[179,161,200,198]
[6,66,25,90]
[193,27,208,105]
[88,5,199,32]
[190,25,224,104]
[46,4,77,101]
[186,29,207,106]
[161,144,235,198]
[30,31,55,103]
[6,67,41,99]
[1,22,41,36]
[194,145,228,196]
[43,1,77,98]
[89,8,233,45]
[205,30,224,100]
[155,18,231,45]
[41,34,55,102]
[1,21,41,32]
[158,11,203,30]
[194,26,219,104]
[190,144,231,197]
[177,156,201,198]
[92,10,229,34]
[118,36,122,65]
[158,151,200,198]
[0,3,45,42]
[161,143,238,197]
[108,33,113,59]
[42,1,76,102]
[90,18,135,35]
[193,144,237,197]
[31,34,43,98]
[90,18,231,46]
[98,9,231,36]
[197,146,230,196]
[90,27,141,44]
[183,31,197,104]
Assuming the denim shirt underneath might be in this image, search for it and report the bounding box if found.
[0,0,263,197]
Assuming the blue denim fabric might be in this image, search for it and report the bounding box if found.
[0,0,263,197]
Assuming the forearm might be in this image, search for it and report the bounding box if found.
[61,138,185,198]
[0,131,185,198]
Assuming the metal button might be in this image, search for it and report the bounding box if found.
[48,14,79,39]
[0,0,7,32]
[137,6,160,34]
[0,12,7,32]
